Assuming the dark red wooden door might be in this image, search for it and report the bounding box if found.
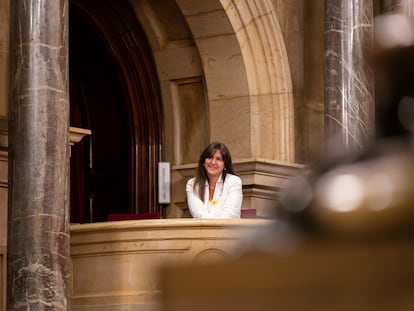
[69,0,163,223]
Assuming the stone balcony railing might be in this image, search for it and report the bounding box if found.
[70,218,275,311]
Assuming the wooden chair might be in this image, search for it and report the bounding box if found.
[107,212,161,221]
[240,209,257,219]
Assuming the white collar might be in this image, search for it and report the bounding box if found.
[205,173,224,186]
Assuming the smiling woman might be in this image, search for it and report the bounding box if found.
[186,142,243,218]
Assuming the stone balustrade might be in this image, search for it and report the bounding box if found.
[70,218,274,310]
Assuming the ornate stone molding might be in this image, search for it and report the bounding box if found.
[0,121,90,188]
[69,126,91,146]
[0,118,90,147]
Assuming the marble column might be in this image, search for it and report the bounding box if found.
[381,0,401,12]
[325,0,375,156]
[7,0,70,310]
[382,0,414,14]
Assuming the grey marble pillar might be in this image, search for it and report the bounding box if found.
[382,0,414,14]
[325,0,375,156]
[382,0,401,12]
[7,0,70,310]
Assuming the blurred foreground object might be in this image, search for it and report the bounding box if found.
[160,13,414,311]
[277,14,414,239]
[160,233,414,311]
[279,139,414,238]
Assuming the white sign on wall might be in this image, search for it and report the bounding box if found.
[158,162,171,204]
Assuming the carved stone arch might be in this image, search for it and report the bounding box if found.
[70,0,163,221]
[127,0,294,164]
[175,0,295,162]
[128,0,209,165]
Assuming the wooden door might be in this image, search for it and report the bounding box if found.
[69,0,163,223]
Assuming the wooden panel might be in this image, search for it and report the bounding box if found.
[0,246,5,311]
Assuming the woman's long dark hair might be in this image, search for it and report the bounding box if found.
[193,142,236,202]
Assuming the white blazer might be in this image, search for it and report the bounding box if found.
[186,173,243,218]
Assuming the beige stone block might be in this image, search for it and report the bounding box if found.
[210,93,294,161]
[235,159,303,217]
[0,162,6,182]
[220,0,244,32]
[250,95,274,158]
[242,18,293,95]
[154,45,202,80]
[171,79,209,164]
[235,159,302,188]
[255,93,295,160]
[208,96,250,158]
[167,170,188,218]
[186,10,234,38]
[220,0,293,98]
[197,35,249,100]
[175,0,223,16]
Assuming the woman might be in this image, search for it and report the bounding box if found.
[186,142,243,218]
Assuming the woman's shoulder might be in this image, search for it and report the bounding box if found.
[186,177,196,191]
[186,177,196,185]
[225,173,242,184]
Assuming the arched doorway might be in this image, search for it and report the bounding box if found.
[69,0,163,223]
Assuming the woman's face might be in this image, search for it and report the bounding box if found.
[204,150,225,179]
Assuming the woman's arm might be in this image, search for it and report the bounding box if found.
[186,179,212,218]
[218,175,243,218]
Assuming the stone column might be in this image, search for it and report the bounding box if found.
[381,0,400,12]
[7,0,70,310]
[325,0,375,156]
[382,0,414,14]
[398,0,414,13]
